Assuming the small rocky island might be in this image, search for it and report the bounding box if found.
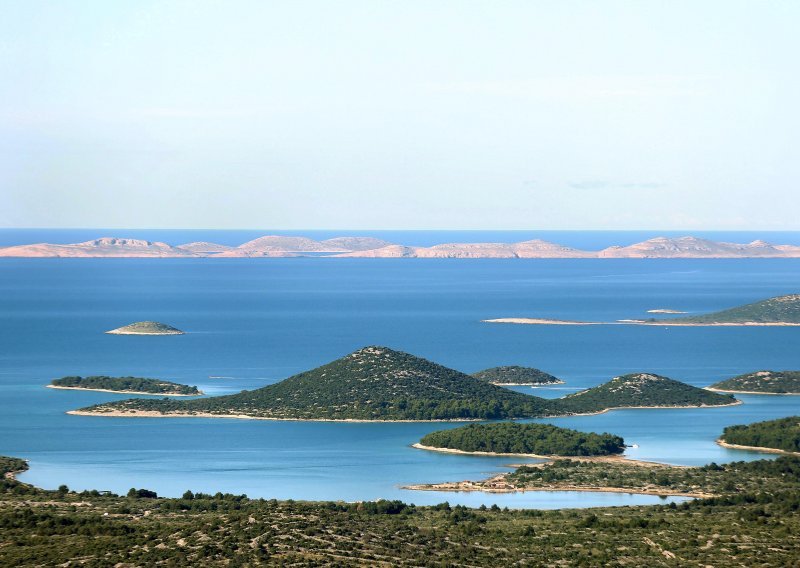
[416,422,624,457]
[50,376,202,396]
[471,366,564,385]
[708,370,800,394]
[106,321,184,335]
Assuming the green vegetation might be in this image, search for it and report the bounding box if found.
[419,422,624,456]
[721,416,800,453]
[51,376,201,395]
[553,373,736,414]
[78,347,556,420]
[106,321,184,335]
[507,455,800,496]
[710,370,800,394]
[3,455,800,566]
[472,366,563,385]
[659,294,800,324]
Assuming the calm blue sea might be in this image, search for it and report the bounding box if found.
[1,230,800,508]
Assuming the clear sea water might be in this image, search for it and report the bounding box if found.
[2,229,800,508]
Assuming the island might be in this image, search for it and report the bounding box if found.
[67,348,740,422]
[719,416,800,454]
[471,366,564,386]
[49,376,202,396]
[551,373,738,415]
[106,321,185,335]
[69,347,557,421]
[708,370,800,394]
[415,422,624,457]
[485,294,800,326]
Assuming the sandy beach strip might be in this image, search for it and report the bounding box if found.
[48,385,203,396]
[410,443,668,467]
[65,410,494,423]
[716,439,800,456]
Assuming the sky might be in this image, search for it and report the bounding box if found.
[1,0,798,230]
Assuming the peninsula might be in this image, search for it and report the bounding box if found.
[416,422,625,458]
[485,294,800,327]
[106,321,184,335]
[708,370,800,394]
[4,234,800,259]
[471,366,564,385]
[49,376,202,396]
[719,416,800,454]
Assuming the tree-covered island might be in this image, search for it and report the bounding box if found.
[418,422,625,457]
[471,366,564,385]
[720,416,800,454]
[50,376,202,396]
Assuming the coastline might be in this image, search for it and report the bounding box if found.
[405,446,708,497]
[705,387,800,396]
[716,439,800,456]
[47,385,203,396]
[410,443,666,467]
[490,381,565,386]
[66,400,742,421]
[483,318,800,327]
[105,330,184,335]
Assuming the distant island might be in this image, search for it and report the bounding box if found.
[485,294,800,327]
[708,370,800,395]
[471,366,564,385]
[4,234,800,259]
[106,321,184,335]
[68,348,737,421]
[719,416,800,454]
[552,373,738,415]
[49,376,202,396]
[416,422,625,457]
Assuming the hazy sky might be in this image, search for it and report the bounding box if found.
[1,1,798,229]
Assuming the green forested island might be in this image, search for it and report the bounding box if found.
[50,376,202,396]
[74,347,556,420]
[652,294,800,324]
[3,454,800,566]
[471,366,563,385]
[709,370,800,394]
[106,321,184,335]
[418,422,625,456]
[71,350,740,421]
[721,416,800,453]
[552,373,737,414]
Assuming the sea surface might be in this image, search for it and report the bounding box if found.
[2,230,800,508]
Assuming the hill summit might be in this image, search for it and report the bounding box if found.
[76,346,553,420]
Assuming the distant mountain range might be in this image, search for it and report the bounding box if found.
[3,235,800,258]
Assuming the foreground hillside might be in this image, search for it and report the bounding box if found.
[554,373,737,414]
[709,370,800,394]
[3,455,800,566]
[75,347,555,420]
